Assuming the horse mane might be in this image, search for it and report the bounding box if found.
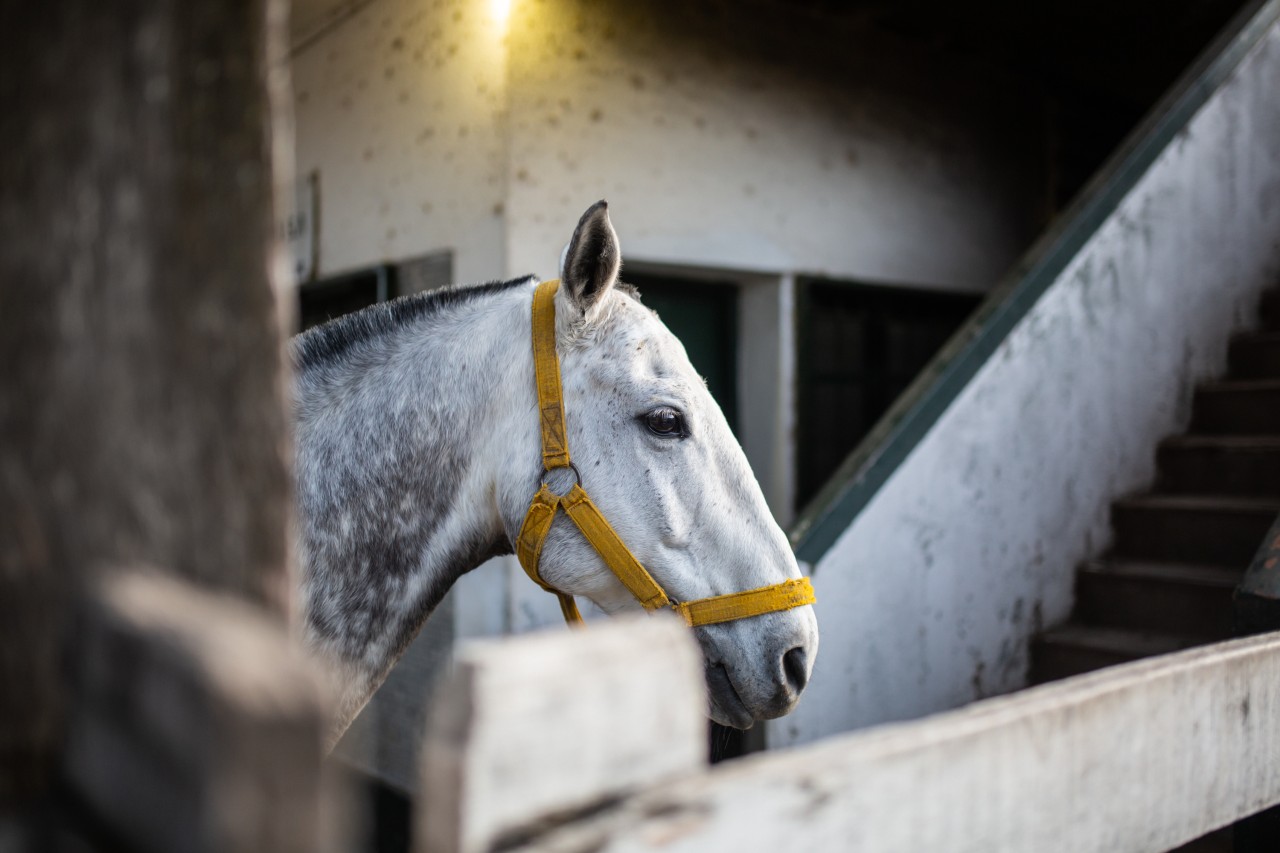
[293,275,536,371]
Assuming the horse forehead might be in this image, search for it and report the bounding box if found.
[604,301,697,377]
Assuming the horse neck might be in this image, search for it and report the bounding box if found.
[294,282,537,735]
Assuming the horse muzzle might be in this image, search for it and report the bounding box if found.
[697,609,818,729]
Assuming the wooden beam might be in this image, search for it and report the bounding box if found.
[64,571,329,853]
[508,633,1280,853]
[418,616,706,853]
[0,0,293,796]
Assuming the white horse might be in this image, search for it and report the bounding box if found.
[293,201,819,739]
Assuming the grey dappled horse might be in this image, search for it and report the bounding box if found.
[293,202,819,740]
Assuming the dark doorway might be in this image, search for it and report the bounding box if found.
[795,279,981,513]
[298,265,396,332]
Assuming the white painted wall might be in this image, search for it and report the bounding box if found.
[500,0,1044,291]
[291,0,508,285]
[771,23,1280,748]
[293,0,1045,288]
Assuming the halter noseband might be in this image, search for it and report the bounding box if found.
[515,279,816,627]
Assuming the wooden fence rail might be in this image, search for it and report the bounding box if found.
[64,571,331,853]
[418,617,706,853]
[419,623,1280,853]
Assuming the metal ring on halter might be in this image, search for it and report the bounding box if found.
[540,462,583,497]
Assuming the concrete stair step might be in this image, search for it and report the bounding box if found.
[1075,559,1239,639]
[1190,379,1280,434]
[1029,623,1206,684]
[1111,494,1279,565]
[1257,286,1280,331]
[1156,434,1280,497]
[1228,331,1280,379]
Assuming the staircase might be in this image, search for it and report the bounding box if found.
[1029,288,1280,852]
[1030,287,1280,685]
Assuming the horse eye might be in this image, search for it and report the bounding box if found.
[643,407,685,438]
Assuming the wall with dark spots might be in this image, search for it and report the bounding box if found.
[772,24,1280,748]
[502,0,1047,290]
[293,0,1048,288]
[292,0,509,283]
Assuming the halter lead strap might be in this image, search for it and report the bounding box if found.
[515,279,816,627]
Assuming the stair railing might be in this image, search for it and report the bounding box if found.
[790,0,1280,566]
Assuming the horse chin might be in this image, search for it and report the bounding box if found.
[706,663,755,730]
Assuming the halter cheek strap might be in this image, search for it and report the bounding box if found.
[514,279,816,627]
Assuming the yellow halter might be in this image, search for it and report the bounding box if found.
[515,279,816,627]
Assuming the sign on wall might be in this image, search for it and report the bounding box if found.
[284,171,318,284]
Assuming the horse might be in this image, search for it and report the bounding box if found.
[292,201,819,741]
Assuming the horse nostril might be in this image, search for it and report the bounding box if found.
[783,646,809,695]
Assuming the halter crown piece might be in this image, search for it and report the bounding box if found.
[515,279,817,627]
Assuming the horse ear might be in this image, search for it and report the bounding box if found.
[559,200,620,316]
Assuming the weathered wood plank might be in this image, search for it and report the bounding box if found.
[64,571,331,853]
[510,633,1280,853]
[418,616,706,853]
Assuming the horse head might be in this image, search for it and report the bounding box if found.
[498,201,819,728]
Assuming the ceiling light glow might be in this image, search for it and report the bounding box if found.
[489,0,511,27]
